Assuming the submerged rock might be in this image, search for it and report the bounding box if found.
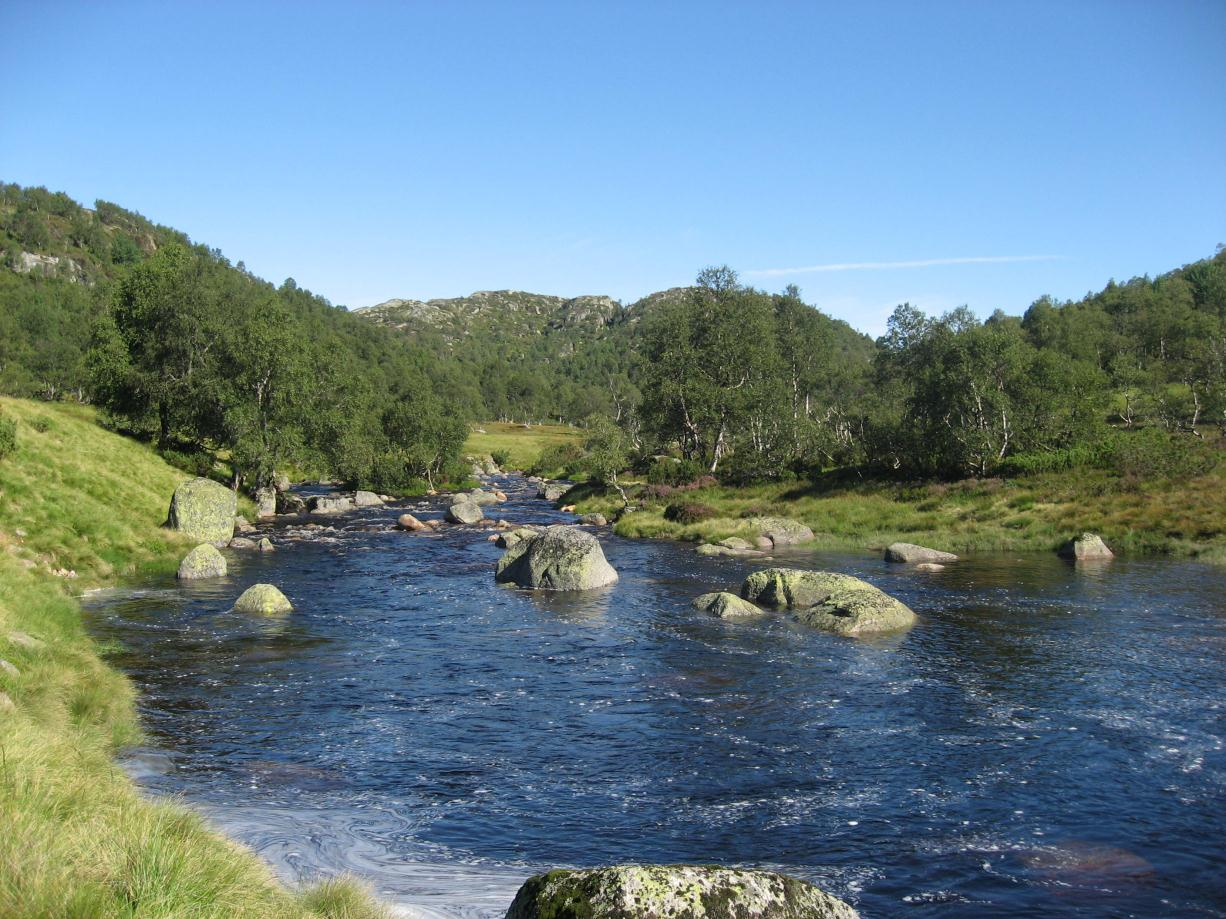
[504,865,859,919]
[696,543,765,558]
[744,516,814,546]
[742,567,915,636]
[884,542,958,564]
[447,501,485,524]
[177,544,227,580]
[233,583,293,615]
[914,562,945,572]
[495,526,618,590]
[1058,532,1114,560]
[692,591,764,619]
[166,477,236,546]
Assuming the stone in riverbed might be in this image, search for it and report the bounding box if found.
[257,537,275,553]
[166,477,236,546]
[308,494,354,515]
[914,562,945,571]
[496,526,540,549]
[742,567,915,636]
[1058,532,1114,560]
[177,543,227,580]
[495,526,617,590]
[744,516,814,546]
[884,542,958,564]
[465,490,501,506]
[692,591,764,619]
[397,513,427,531]
[229,537,257,550]
[255,487,277,518]
[447,501,485,524]
[353,490,384,508]
[719,536,753,550]
[504,865,859,919]
[696,543,765,558]
[276,492,307,514]
[539,483,572,503]
[579,513,607,526]
[234,515,256,534]
[233,583,293,615]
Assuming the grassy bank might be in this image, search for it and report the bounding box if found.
[0,398,388,918]
[464,421,583,471]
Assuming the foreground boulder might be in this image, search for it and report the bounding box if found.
[233,583,293,615]
[177,544,227,580]
[884,542,958,564]
[309,494,354,515]
[1058,532,1114,560]
[447,501,485,524]
[745,516,814,546]
[505,865,858,919]
[495,526,618,590]
[693,591,764,619]
[167,477,236,546]
[742,567,915,636]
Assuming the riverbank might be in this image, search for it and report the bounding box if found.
[0,397,388,918]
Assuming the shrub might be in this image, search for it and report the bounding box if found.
[157,448,214,478]
[490,448,511,468]
[0,411,17,462]
[663,501,717,524]
[529,442,585,477]
[1108,428,1217,480]
[29,414,52,433]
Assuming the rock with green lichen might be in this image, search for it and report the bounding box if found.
[692,592,764,619]
[1057,532,1114,560]
[741,567,915,636]
[166,477,236,546]
[743,517,814,546]
[496,526,617,590]
[504,864,859,919]
[233,583,293,615]
[176,543,227,580]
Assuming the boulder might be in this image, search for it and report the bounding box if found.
[276,492,307,514]
[742,567,916,636]
[692,591,764,619]
[471,463,485,478]
[177,544,227,580]
[447,501,485,524]
[166,477,236,546]
[228,536,257,550]
[0,659,19,678]
[234,515,256,534]
[233,583,293,615]
[467,490,501,506]
[495,526,618,590]
[496,526,540,549]
[697,543,765,558]
[6,631,44,651]
[505,865,858,919]
[308,494,354,515]
[884,542,958,564]
[257,537,275,553]
[1058,532,1114,560]
[914,562,945,572]
[578,513,608,526]
[527,475,543,484]
[539,483,572,503]
[353,490,384,508]
[397,513,428,531]
[273,471,291,492]
[745,516,814,546]
[255,487,277,518]
[754,536,774,549]
[719,536,753,550]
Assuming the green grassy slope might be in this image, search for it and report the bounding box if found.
[0,398,387,919]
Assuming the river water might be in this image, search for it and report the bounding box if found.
[85,476,1226,918]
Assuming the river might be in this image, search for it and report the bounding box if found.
[85,475,1226,918]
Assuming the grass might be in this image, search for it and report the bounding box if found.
[0,397,389,919]
[464,421,583,471]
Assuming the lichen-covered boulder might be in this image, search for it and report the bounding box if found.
[496,526,540,549]
[744,517,814,546]
[1058,532,1114,560]
[495,526,618,590]
[579,513,608,526]
[719,537,752,550]
[167,478,236,546]
[692,592,764,619]
[884,542,958,564]
[273,471,291,492]
[255,487,277,518]
[177,544,227,580]
[504,865,859,919]
[309,494,354,515]
[353,490,384,508]
[447,501,485,524]
[539,483,572,503]
[742,567,915,636]
[233,583,293,615]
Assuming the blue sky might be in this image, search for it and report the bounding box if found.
[2,1,1223,336]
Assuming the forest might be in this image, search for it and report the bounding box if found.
[2,181,1224,493]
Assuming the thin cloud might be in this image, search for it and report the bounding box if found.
[748,255,1064,277]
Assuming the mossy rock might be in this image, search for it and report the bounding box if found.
[744,517,814,546]
[176,544,227,580]
[504,864,859,919]
[1057,532,1114,560]
[692,592,764,619]
[741,567,915,636]
[233,583,293,616]
[495,526,618,590]
[166,477,236,546]
[884,542,958,564]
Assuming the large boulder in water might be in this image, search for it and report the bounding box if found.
[505,865,859,919]
[233,583,293,615]
[254,487,277,518]
[447,501,485,524]
[884,542,958,564]
[741,567,915,636]
[353,490,384,508]
[176,544,227,580]
[495,526,618,590]
[1058,532,1114,560]
[539,483,572,503]
[308,494,354,515]
[167,478,236,547]
[744,516,814,546]
[692,591,763,619]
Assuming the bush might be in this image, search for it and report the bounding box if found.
[157,448,214,478]
[646,457,705,486]
[0,411,17,462]
[1109,428,1217,480]
[663,501,717,524]
[29,414,52,433]
[490,448,511,469]
[529,442,585,477]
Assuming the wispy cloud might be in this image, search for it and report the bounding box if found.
[747,255,1064,277]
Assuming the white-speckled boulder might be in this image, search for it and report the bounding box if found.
[233,583,293,615]
[176,544,227,580]
[1057,532,1114,560]
[742,567,915,636]
[166,478,236,546]
[495,526,617,590]
[884,542,958,564]
[504,865,859,919]
[692,592,764,619]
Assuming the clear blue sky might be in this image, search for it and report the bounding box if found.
[2,1,1223,335]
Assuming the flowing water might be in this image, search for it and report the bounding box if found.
[86,477,1226,918]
